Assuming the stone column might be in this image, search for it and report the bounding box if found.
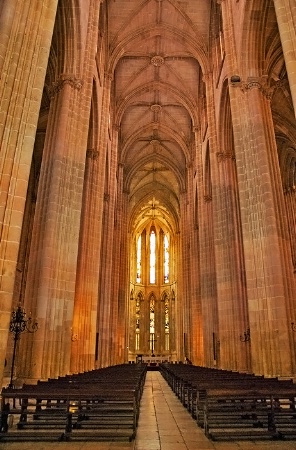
[176,199,185,360]
[108,127,120,366]
[202,72,221,368]
[184,163,198,363]
[19,76,87,382]
[284,188,296,272]
[214,149,250,372]
[0,0,58,386]
[273,0,296,115]
[190,128,205,366]
[234,77,295,376]
[70,147,102,374]
[95,74,113,367]
[113,164,130,363]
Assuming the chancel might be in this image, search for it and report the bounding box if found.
[0,0,296,446]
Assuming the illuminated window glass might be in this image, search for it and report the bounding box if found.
[165,297,169,351]
[164,234,169,283]
[150,297,155,353]
[136,235,141,283]
[135,331,140,351]
[150,230,156,284]
[135,296,140,351]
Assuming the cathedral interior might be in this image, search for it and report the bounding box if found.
[0,0,296,391]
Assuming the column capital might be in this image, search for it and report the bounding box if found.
[48,74,83,97]
[241,76,274,100]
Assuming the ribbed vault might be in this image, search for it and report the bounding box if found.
[108,0,211,236]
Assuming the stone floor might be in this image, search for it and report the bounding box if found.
[1,371,296,450]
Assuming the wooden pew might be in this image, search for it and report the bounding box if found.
[159,363,296,441]
[203,388,296,441]
[0,364,147,442]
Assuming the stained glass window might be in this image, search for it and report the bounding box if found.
[150,297,155,353]
[150,230,156,284]
[164,234,169,283]
[136,235,141,283]
[165,297,169,351]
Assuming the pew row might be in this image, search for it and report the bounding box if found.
[159,363,296,441]
[0,364,147,442]
[204,388,296,441]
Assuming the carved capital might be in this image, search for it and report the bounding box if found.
[241,76,274,99]
[49,74,83,97]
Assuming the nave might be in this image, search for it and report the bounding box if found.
[1,371,296,450]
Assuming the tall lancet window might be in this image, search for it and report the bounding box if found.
[150,229,156,284]
[135,295,140,351]
[150,297,155,353]
[164,234,169,283]
[165,296,169,351]
[136,235,141,283]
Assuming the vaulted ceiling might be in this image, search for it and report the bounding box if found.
[108,0,212,236]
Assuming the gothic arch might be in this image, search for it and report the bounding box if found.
[109,24,210,77]
[129,190,179,237]
[124,151,186,193]
[115,81,199,130]
[120,120,191,163]
[240,0,277,78]
[52,0,83,76]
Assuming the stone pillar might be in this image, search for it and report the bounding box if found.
[177,193,186,360]
[233,77,295,376]
[107,127,120,366]
[273,0,296,116]
[0,0,58,386]
[214,149,250,372]
[19,76,87,382]
[184,163,198,363]
[95,74,113,367]
[0,1,18,74]
[202,73,221,368]
[188,131,204,366]
[113,164,130,363]
[70,147,102,374]
[284,188,296,272]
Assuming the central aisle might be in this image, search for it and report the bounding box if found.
[134,371,296,450]
[134,370,216,450]
[1,371,296,449]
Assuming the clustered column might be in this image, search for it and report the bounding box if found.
[273,0,296,116]
[233,77,295,376]
[0,0,58,385]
